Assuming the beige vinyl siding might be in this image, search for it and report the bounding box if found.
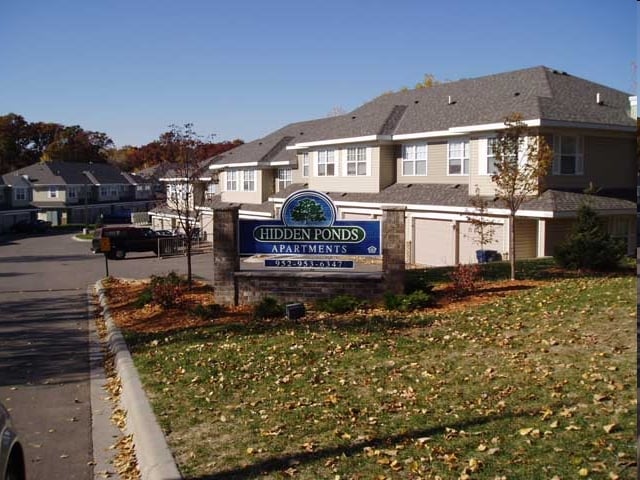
[397,141,462,185]
[468,136,499,196]
[291,156,305,184]
[33,186,65,202]
[544,132,635,191]
[514,218,537,259]
[307,146,380,193]
[378,145,396,190]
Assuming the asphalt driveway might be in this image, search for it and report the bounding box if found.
[0,231,213,479]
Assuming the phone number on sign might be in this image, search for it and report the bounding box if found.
[264,259,355,269]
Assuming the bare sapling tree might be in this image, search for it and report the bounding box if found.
[161,123,209,288]
[467,186,496,263]
[491,113,553,280]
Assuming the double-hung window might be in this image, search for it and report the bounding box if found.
[402,144,427,176]
[346,147,367,176]
[243,170,256,192]
[48,187,58,199]
[317,150,336,176]
[301,153,309,177]
[448,139,469,175]
[68,187,77,199]
[486,138,499,175]
[277,168,292,190]
[226,171,239,191]
[14,188,27,201]
[552,135,583,175]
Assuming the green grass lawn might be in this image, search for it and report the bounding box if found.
[125,269,637,479]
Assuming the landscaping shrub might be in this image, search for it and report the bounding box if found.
[135,287,153,308]
[554,204,625,271]
[315,295,365,314]
[449,263,481,297]
[384,290,434,312]
[253,296,284,320]
[149,271,187,308]
[191,303,223,319]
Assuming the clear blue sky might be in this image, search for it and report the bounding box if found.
[1,0,636,148]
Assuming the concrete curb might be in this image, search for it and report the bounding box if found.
[95,280,182,480]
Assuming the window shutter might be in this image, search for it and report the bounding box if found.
[478,138,487,175]
[551,135,561,175]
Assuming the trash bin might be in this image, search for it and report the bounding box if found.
[476,250,499,263]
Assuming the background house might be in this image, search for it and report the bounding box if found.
[201,66,636,266]
[6,161,156,228]
[0,173,38,233]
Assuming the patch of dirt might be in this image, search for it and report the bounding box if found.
[103,277,548,335]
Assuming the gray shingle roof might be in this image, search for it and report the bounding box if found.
[13,161,133,186]
[271,184,635,216]
[208,66,635,170]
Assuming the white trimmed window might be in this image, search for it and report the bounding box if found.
[243,170,256,192]
[346,147,367,176]
[552,135,583,175]
[226,170,256,192]
[226,171,239,191]
[448,139,469,175]
[402,144,427,176]
[317,150,336,176]
[277,168,292,190]
[301,153,310,177]
[48,187,58,199]
[14,187,27,201]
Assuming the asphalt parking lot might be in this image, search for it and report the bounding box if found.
[0,231,214,479]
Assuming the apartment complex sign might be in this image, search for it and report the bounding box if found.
[238,190,381,257]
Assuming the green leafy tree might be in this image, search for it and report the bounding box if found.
[291,199,326,224]
[554,204,625,270]
[491,113,553,280]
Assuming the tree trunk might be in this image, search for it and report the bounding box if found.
[186,239,193,289]
[509,213,516,280]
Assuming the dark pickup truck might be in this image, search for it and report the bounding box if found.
[91,226,160,259]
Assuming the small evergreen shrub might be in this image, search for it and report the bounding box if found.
[449,263,481,297]
[554,205,625,271]
[135,287,153,308]
[384,290,434,312]
[191,303,223,319]
[315,295,364,314]
[253,296,284,320]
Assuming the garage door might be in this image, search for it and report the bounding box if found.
[459,221,504,264]
[413,219,455,266]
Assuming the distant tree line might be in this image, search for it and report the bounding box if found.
[0,113,243,175]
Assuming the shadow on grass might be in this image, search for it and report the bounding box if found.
[185,407,551,480]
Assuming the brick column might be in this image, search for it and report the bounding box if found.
[382,205,406,295]
[213,206,240,305]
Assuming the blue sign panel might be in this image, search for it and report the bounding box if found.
[265,259,355,269]
[238,190,381,256]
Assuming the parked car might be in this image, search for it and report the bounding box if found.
[91,226,160,259]
[154,230,175,237]
[0,403,26,480]
[10,219,52,234]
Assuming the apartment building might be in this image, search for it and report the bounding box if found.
[179,66,637,265]
[1,161,155,229]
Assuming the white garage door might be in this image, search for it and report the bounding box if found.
[413,219,455,266]
[459,221,504,264]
